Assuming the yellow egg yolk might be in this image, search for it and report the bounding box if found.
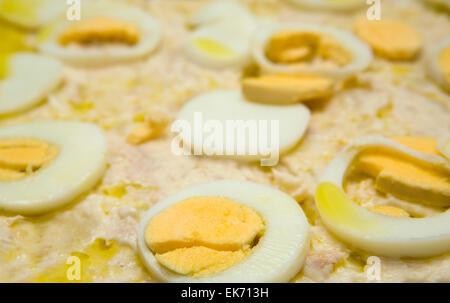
[354,19,422,60]
[357,136,450,206]
[145,196,265,277]
[58,17,140,46]
[369,205,410,217]
[0,138,59,181]
[242,74,334,103]
[265,31,353,66]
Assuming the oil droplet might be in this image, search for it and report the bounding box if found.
[29,239,119,283]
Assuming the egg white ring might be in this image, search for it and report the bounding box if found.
[252,23,373,79]
[0,53,63,116]
[0,0,66,29]
[287,0,367,11]
[317,136,450,257]
[427,37,450,91]
[39,5,161,66]
[138,180,310,283]
[176,90,311,162]
[185,15,257,69]
[0,121,107,215]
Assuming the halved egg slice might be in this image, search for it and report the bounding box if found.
[0,0,66,28]
[0,121,107,214]
[137,180,310,282]
[316,136,450,257]
[288,0,366,11]
[427,37,450,91]
[252,23,373,79]
[185,1,257,68]
[38,1,161,66]
[0,53,63,116]
[175,90,311,165]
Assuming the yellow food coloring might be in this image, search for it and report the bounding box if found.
[145,196,265,277]
[194,38,234,58]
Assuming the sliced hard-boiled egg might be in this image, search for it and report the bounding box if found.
[38,1,161,66]
[252,23,373,79]
[0,0,66,28]
[288,0,367,11]
[354,19,422,61]
[427,37,450,91]
[186,19,257,69]
[316,136,450,257]
[175,90,311,165]
[137,180,310,282]
[357,136,449,207]
[185,1,257,68]
[0,53,63,116]
[0,121,107,214]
